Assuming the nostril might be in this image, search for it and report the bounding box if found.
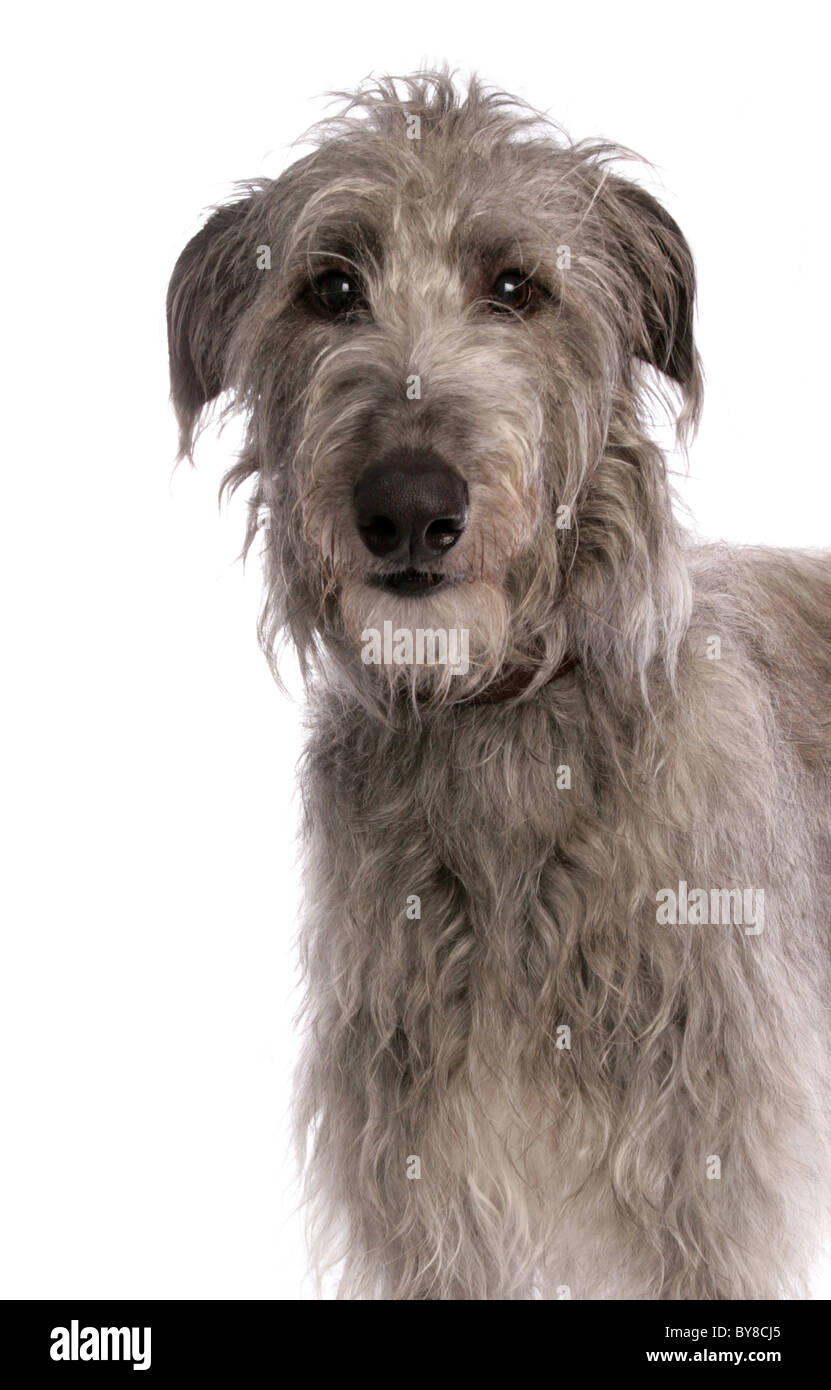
[425,517,465,551]
[364,515,397,542]
[359,514,399,555]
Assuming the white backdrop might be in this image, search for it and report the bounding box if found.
[1,0,829,1299]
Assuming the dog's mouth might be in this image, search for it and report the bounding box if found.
[367,568,461,597]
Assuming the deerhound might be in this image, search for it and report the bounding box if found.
[167,72,831,1299]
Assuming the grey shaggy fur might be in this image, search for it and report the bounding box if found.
[168,72,831,1299]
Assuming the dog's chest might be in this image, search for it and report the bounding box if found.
[308,701,588,1018]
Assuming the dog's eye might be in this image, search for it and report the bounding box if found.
[489,270,533,312]
[315,269,363,315]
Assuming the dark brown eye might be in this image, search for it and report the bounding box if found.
[315,269,362,314]
[490,270,533,312]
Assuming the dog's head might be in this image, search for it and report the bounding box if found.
[168,72,701,709]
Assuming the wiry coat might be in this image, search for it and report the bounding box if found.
[168,72,831,1298]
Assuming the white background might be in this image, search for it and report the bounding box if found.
[1,0,829,1298]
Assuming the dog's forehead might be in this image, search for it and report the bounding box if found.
[281,135,585,279]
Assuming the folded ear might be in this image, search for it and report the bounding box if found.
[605,176,703,431]
[167,196,263,457]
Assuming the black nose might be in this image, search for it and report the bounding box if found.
[353,449,469,564]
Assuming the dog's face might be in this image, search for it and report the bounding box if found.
[168,75,701,705]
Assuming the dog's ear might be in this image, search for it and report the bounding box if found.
[606,177,703,429]
[167,197,261,457]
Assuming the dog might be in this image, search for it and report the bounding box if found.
[167,71,831,1299]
